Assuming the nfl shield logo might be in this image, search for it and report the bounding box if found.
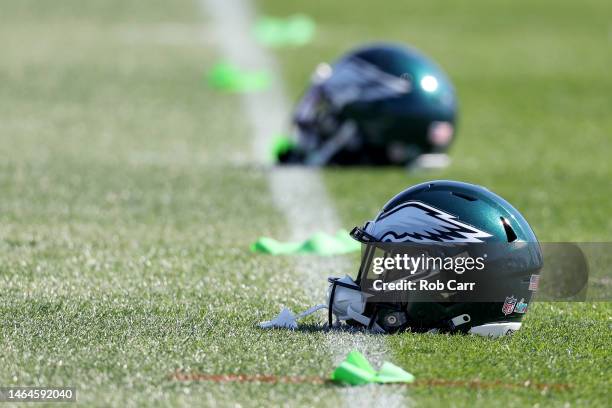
[502,296,517,315]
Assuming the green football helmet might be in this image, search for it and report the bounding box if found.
[326,180,543,336]
[277,43,457,166]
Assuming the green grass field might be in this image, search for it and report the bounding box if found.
[0,0,610,406]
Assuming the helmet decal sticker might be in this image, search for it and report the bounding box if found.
[502,296,518,315]
[371,201,493,243]
[428,121,454,146]
[528,274,540,291]
[322,57,411,109]
[514,298,528,314]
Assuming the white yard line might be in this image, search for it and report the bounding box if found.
[201,0,407,405]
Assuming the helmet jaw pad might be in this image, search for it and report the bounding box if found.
[327,275,385,333]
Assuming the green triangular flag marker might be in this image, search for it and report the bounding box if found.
[330,351,376,385]
[250,237,302,255]
[375,362,415,384]
[250,230,360,255]
[254,14,316,48]
[207,63,271,93]
[330,350,415,386]
[345,350,376,374]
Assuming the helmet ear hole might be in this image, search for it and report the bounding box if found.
[500,217,518,242]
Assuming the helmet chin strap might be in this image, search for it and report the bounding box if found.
[326,278,522,337]
[346,305,385,333]
[259,304,327,330]
[261,280,520,337]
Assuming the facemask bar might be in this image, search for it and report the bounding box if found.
[327,276,385,332]
[350,226,387,284]
[324,227,388,331]
[350,226,451,309]
[293,86,357,166]
[303,121,358,166]
[292,56,411,166]
[350,225,378,244]
[327,277,361,327]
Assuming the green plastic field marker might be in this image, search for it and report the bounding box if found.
[254,14,316,47]
[330,351,377,385]
[250,229,361,255]
[375,361,415,384]
[330,350,415,386]
[270,134,296,162]
[206,63,271,93]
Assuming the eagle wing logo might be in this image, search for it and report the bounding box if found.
[368,201,493,243]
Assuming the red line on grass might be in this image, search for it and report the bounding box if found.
[413,378,571,391]
[169,371,571,391]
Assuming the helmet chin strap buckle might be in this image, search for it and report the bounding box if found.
[449,314,471,329]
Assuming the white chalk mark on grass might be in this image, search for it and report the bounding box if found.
[200,0,407,405]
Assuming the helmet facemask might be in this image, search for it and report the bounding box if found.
[326,226,416,333]
[291,57,412,166]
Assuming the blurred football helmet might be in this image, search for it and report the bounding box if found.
[327,180,543,336]
[277,43,457,166]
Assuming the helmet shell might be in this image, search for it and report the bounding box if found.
[289,43,458,165]
[361,180,542,332]
[342,43,457,151]
[376,180,538,243]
